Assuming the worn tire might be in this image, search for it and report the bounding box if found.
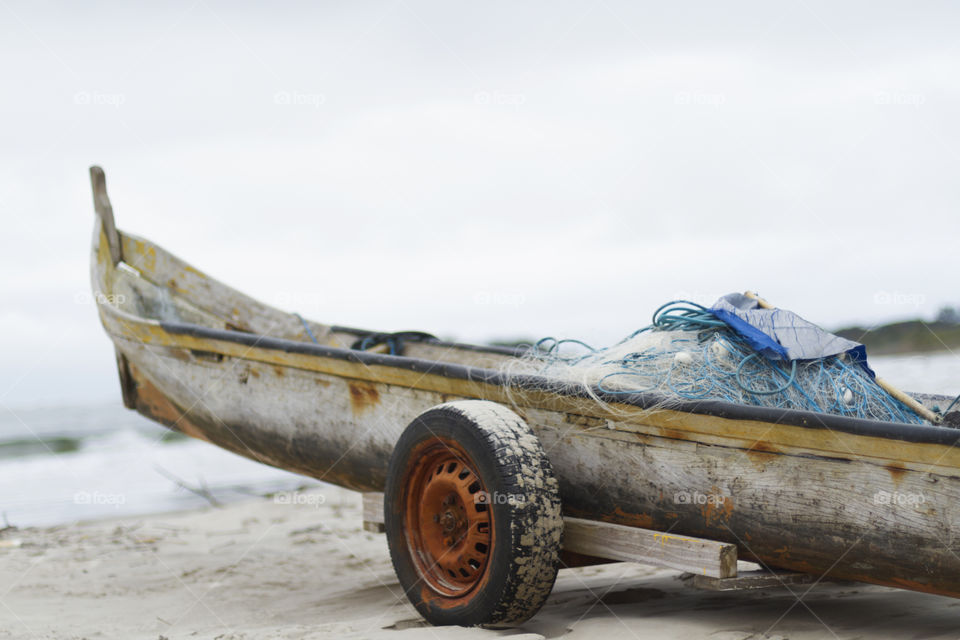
[384,400,562,627]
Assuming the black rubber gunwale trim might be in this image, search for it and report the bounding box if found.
[159,321,960,448]
[329,325,528,358]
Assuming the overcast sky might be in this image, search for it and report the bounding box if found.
[2,1,959,407]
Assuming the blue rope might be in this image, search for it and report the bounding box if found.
[735,354,797,396]
[292,313,319,344]
[358,334,398,355]
[943,393,960,416]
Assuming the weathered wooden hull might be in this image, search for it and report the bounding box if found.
[89,167,960,600]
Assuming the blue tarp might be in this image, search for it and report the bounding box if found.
[709,293,873,376]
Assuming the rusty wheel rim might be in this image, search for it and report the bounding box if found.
[403,438,493,597]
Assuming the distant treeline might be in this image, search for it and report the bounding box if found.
[836,306,960,356]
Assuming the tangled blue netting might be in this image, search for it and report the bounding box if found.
[525,301,926,425]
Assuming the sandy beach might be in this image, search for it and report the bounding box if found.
[1,486,958,640]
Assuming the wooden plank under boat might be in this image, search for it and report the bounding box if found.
[89,166,960,603]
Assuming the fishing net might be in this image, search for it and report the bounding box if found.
[505,300,926,425]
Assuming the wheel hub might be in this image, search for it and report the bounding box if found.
[406,445,493,596]
[438,499,465,539]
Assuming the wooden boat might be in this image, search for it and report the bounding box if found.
[89,167,960,626]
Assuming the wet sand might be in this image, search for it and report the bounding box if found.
[1,486,959,639]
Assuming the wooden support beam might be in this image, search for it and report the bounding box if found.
[562,517,737,579]
[362,492,385,533]
[692,568,819,591]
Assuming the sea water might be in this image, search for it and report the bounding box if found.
[0,403,322,527]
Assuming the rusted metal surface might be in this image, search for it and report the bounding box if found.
[402,437,492,597]
[88,167,960,601]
